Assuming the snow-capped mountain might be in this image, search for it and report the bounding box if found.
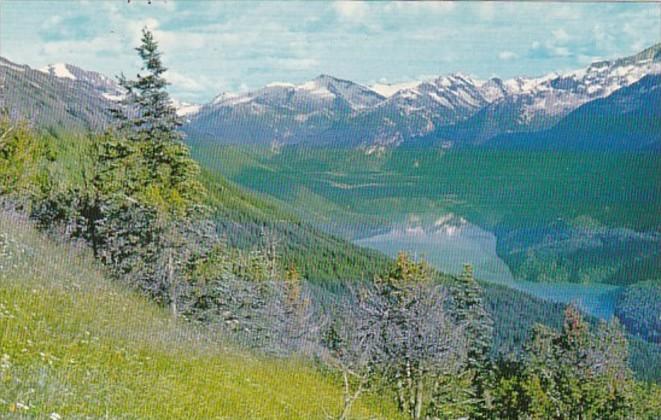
[331,73,492,149]
[40,63,201,118]
[431,43,661,145]
[1,43,659,151]
[487,74,661,151]
[186,74,385,145]
[205,74,384,111]
[0,57,115,130]
[191,43,660,149]
[1,58,202,129]
[39,63,124,100]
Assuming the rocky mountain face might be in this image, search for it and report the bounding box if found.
[0,58,200,132]
[186,74,385,145]
[432,43,661,146]
[486,74,661,151]
[0,57,116,131]
[1,43,659,149]
[39,63,124,100]
[188,43,660,150]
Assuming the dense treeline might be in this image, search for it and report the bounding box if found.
[480,282,566,356]
[616,281,661,343]
[203,170,393,288]
[496,220,661,286]
[1,29,660,418]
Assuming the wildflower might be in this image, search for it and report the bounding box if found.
[0,353,10,371]
[50,413,62,420]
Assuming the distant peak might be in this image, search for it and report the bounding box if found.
[265,81,296,89]
[314,73,336,80]
[311,74,354,86]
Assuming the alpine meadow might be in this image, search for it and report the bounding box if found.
[1,1,660,419]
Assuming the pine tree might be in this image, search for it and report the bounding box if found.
[114,28,181,146]
[99,27,206,319]
[515,306,635,419]
[453,264,493,368]
[367,253,468,419]
[450,264,494,417]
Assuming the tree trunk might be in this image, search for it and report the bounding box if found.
[168,249,177,320]
[339,371,353,420]
[339,370,365,420]
[414,378,423,420]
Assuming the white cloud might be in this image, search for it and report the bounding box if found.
[154,0,177,13]
[5,0,659,104]
[40,35,123,57]
[386,2,455,14]
[551,28,570,43]
[333,1,369,21]
[165,70,206,92]
[476,3,495,20]
[271,57,319,71]
[498,51,518,61]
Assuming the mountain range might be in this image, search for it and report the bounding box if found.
[1,43,659,150]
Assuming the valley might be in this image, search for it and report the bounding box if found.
[194,144,660,319]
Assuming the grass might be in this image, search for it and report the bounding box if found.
[0,211,401,419]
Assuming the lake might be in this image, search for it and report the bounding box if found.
[355,216,621,319]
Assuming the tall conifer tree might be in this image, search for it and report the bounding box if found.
[101,27,206,319]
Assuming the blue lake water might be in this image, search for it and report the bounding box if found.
[355,220,621,319]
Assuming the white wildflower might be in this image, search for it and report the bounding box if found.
[15,401,29,410]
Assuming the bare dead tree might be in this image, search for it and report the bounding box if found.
[316,254,469,419]
[358,279,468,419]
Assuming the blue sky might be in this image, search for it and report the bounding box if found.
[1,1,659,102]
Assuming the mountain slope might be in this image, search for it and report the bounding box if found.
[431,43,661,146]
[487,74,661,150]
[0,57,201,131]
[0,57,115,131]
[0,211,400,418]
[39,62,124,100]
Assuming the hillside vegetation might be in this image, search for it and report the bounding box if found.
[194,145,661,286]
[0,211,399,418]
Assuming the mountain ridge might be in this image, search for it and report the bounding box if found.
[1,43,659,149]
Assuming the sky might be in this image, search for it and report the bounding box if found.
[1,1,659,103]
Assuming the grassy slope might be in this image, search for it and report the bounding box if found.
[0,212,400,419]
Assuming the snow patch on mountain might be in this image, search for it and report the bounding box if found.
[370,80,424,97]
[0,59,25,72]
[102,92,124,102]
[170,98,201,117]
[40,63,76,80]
